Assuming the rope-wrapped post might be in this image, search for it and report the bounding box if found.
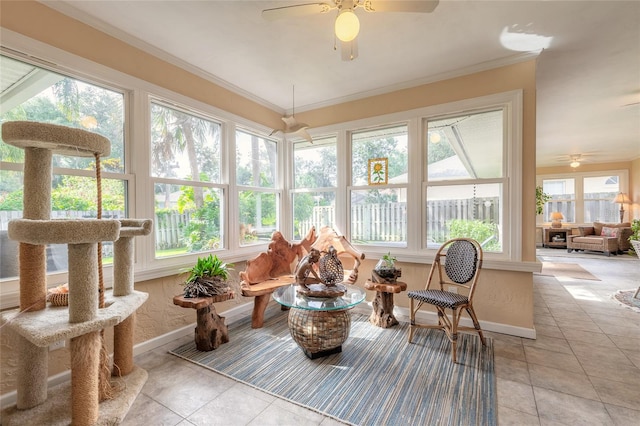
[70,331,101,426]
[112,219,152,376]
[113,315,135,376]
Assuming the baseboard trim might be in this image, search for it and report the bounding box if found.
[392,305,536,339]
[132,302,253,356]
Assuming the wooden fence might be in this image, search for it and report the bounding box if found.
[1,196,501,250]
[298,197,500,243]
[0,210,190,251]
[544,200,619,223]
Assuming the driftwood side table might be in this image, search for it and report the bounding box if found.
[364,280,407,328]
[173,292,234,351]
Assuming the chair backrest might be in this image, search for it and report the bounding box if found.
[428,238,483,299]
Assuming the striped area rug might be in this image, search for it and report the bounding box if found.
[170,307,496,425]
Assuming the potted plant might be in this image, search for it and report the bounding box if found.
[629,219,640,257]
[536,185,551,215]
[372,252,401,283]
[181,254,234,298]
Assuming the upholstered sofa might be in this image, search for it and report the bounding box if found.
[567,222,632,256]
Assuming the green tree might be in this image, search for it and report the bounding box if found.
[427,139,456,164]
[448,219,501,251]
[151,104,220,209]
[177,186,221,252]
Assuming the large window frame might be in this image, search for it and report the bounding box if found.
[303,90,522,263]
[234,128,281,247]
[0,50,133,302]
[0,34,281,308]
[149,99,227,258]
[348,124,409,248]
[537,170,629,225]
[1,31,525,308]
[291,136,338,240]
[423,108,508,254]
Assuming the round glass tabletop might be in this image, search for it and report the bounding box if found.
[272,283,366,311]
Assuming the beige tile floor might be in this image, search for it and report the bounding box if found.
[123,250,640,425]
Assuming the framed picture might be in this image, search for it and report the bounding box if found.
[368,157,388,185]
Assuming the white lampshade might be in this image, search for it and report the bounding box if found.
[429,131,441,144]
[335,10,360,42]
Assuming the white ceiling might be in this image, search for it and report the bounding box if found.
[42,0,640,167]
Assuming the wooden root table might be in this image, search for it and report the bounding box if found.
[173,292,234,351]
[364,280,407,328]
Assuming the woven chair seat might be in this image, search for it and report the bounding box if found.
[408,289,469,309]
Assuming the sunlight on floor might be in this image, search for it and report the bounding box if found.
[563,285,603,302]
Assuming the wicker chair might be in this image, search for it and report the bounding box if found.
[408,238,486,363]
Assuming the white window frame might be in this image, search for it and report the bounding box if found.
[300,90,523,264]
[290,136,338,240]
[348,123,410,248]
[537,170,630,225]
[148,97,227,259]
[234,128,282,248]
[423,107,509,255]
[0,31,278,308]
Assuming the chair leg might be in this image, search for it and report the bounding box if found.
[451,308,458,363]
[466,306,486,346]
[408,298,415,343]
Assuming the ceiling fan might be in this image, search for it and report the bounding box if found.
[262,0,439,61]
[269,86,313,143]
[556,153,596,168]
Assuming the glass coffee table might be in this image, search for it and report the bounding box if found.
[273,284,366,359]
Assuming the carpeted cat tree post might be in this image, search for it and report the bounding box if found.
[112,219,152,376]
[1,121,151,425]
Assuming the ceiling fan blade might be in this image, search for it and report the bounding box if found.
[341,39,358,61]
[262,3,334,21]
[363,0,439,13]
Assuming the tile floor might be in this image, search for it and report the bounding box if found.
[123,250,640,425]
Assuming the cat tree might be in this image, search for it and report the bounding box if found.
[1,121,152,425]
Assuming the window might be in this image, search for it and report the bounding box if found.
[292,137,337,240]
[0,54,127,279]
[542,178,575,223]
[150,101,224,257]
[236,130,279,246]
[350,125,408,246]
[425,110,505,252]
[538,173,627,224]
[584,176,619,223]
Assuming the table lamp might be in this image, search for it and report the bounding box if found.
[612,192,632,223]
[550,212,564,228]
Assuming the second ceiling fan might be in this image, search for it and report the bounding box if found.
[262,0,439,61]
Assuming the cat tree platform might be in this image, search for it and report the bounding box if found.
[2,366,147,426]
[1,290,148,347]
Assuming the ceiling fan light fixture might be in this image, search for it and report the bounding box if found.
[429,131,441,144]
[335,9,360,42]
[570,160,580,168]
